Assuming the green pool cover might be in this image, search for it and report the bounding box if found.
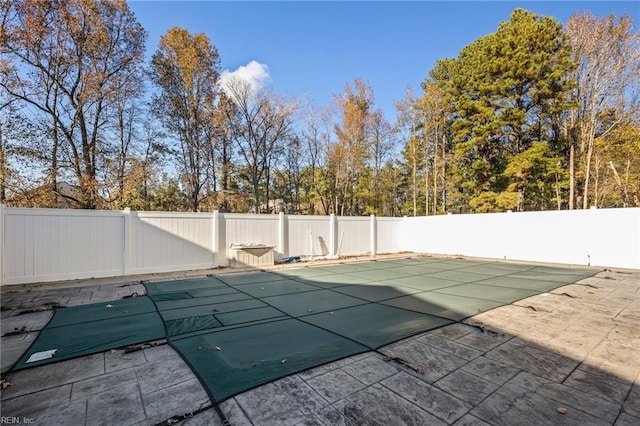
[12,257,596,404]
[12,297,165,369]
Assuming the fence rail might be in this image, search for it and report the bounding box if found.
[1,205,638,285]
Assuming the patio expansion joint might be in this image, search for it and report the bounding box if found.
[432,366,507,419]
[297,363,369,408]
[136,382,149,420]
[377,371,473,424]
[618,371,640,421]
[559,340,608,388]
[230,397,257,426]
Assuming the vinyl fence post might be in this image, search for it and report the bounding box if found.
[0,204,4,286]
[212,210,219,267]
[123,207,131,276]
[370,214,377,257]
[330,213,337,256]
[278,211,287,261]
[215,211,228,267]
[213,210,228,267]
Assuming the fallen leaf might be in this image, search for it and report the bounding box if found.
[1,380,12,390]
[557,407,567,415]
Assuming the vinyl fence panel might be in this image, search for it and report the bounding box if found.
[128,211,215,274]
[4,208,124,284]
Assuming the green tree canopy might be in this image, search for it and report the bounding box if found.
[430,8,574,212]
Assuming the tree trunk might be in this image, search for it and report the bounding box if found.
[582,133,594,209]
[51,118,59,199]
[265,164,271,213]
[425,159,429,216]
[555,171,561,210]
[0,123,5,203]
[192,191,199,212]
[442,134,447,213]
[412,159,417,216]
[623,159,630,208]
[569,140,575,209]
[253,174,260,213]
[433,139,438,215]
[593,155,600,208]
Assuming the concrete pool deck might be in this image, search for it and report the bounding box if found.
[1,255,639,425]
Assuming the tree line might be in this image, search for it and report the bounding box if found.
[1,2,638,215]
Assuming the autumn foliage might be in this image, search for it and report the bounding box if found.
[1,3,638,213]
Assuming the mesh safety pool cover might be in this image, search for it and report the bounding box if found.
[12,297,165,370]
[171,319,369,401]
[146,259,593,403]
[11,258,596,405]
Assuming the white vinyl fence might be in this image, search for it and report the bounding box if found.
[0,207,385,285]
[1,205,638,285]
[403,208,640,270]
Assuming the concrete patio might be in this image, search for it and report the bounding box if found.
[1,257,639,426]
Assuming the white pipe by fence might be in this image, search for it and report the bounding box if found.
[1,206,638,286]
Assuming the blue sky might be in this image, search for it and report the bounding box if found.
[128,1,639,121]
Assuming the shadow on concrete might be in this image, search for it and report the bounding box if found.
[0,259,638,425]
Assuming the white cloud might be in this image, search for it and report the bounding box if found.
[219,60,270,97]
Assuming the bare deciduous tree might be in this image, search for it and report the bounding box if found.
[149,27,221,212]
[1,0,147,208]
[221,76,296,213]
[566,12,640,209]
